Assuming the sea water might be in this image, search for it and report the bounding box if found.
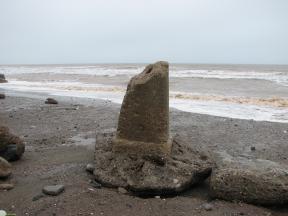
[0,64,287,123]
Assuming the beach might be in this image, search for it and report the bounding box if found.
[0,94,287,215]
[0,64,288,215]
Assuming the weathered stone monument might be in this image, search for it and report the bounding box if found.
[93,61,212,195]
[113,61,172,159]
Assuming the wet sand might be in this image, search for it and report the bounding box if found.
[0,95,288,216]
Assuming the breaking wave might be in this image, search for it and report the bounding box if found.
[171,92,288,108]
[1,65,288,86]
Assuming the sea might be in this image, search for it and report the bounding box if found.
[0,64,287,123]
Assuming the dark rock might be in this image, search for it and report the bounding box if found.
[0,94,5,99]
[45,98,58,105]
[210,151,288,205]
[0,157,12,178]
[43,185,65,196]
[0,126,25,161]
[250,146,256,151]
[90,180,102,189]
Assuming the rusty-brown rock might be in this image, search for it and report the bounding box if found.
[113,61,172,158]
[0,126,25,161]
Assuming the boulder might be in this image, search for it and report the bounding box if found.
[0,126,25,161]
[0,157,12,178]
[45,98,58,104]
[210,151,288,205]
[0,74,7,83]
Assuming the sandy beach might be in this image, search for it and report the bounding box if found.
[0,93,287,215]
[1,0,288,215]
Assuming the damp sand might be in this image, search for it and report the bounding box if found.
[0,95,287,215]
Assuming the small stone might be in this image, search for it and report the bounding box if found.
[42,185,65,196]
[284,130,287,134]
[45,98,58,105]
[0,157,12,178]
[250,146,256,151]
[0,94,5,99]
[0,183,14,190]
[118,187,128,194]
[173,179,179,184]
[86,163,95,173]
[203,203,213,211]
[155,196,161,199]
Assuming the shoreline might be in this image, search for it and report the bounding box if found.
[0,94,287,215]
[1,87,288,123]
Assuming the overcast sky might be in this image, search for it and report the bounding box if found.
[0,0,287,64]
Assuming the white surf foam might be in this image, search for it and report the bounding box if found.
[1,80,287,123]
[1,65,288,86]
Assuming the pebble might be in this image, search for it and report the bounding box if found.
[203,203,213,211]
[250,146,256,151]
[42,185,65,196]
[155,196,161,199]
[86,163,95,173]
[0,183,14,190]
[118,187,128,194]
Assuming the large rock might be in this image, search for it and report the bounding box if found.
[210,151,288,205]
[0,74,7,83]
[94,132,212,196]
[0,126,25,161]
[45,98,58,105]
[0,157,12,178]
[113,61,171,159]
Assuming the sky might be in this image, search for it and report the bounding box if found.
[0,0,287,64]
